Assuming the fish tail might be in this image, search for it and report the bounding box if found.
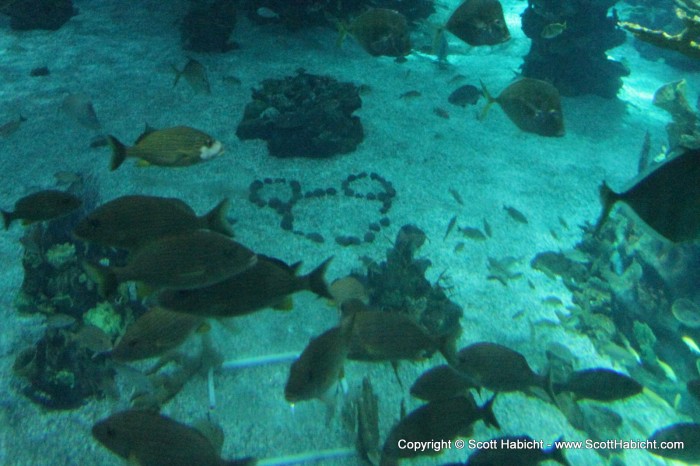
[437,328,460,365]
[171,64,182,87]
[593,181,619,235]
[83,262,118,297]
[204,198,235,237]
[478,80,495,121]
[547,437,571,466]
[106,135,128,171]
[480,395,501,430]
[335,21,349,48]
[304,256,334,299]
[1,210,12,230]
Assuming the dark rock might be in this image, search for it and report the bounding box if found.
[181,0,237,53]
[336,235,362,246]
[364,232,376,243]
[4,0,76,31]
[520,0,629,98]
[305,232,325,243]
[30,66,50,77]
[236,70,364,158]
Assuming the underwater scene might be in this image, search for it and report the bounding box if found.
[2,0,700,465]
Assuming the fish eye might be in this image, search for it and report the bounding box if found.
[205,138,214,147]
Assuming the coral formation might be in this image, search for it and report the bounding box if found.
[363,224,463,339]
[652,79,700,154]
[84,302,122,338]
[237,70,364,158]
[1,0,76,31]
[520,0,629,97]
[621,0,700,60]
[181,0,237,52]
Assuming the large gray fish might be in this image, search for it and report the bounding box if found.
[595,148,700,242]
[342,8,411,57]
[73,195,233,251]
[284,316,354,403]
[157,256,332,317]
[481,78,565,137]
[84,230,257,297]
[445,0,510,46]
[552,368,642,402]
[92,409,256,466]
[648,422,700,463]
[381,395,500,464]
[2,190,81,229]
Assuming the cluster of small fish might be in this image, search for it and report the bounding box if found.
[377,341,645,465]
[248,172,396,245]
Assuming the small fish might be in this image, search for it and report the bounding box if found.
[542,296,563,307]
[558,216,569,229]
[221,75,241,86]
[74,195,234,251]
[329,275,368,306]
[448,84,481,107]
[672,298,700,328]
[444,215,457,240]
[444,0,511,46]
[399,90,421,99]
[433,107,450,119]
[172,57,211,94]
[284,317,354,403]
[410,364,476,401]
[549,228,559,239]
[553,368,642,402]
[647,423,700,463]
[2,190,81,229]
[454,241,465,252]
[432,27,449,62]
[455,342,547,393]
[157,256,332,317]
[256,7,279,19]
[61,93,101,130]
[541,21,567,39]
[92,409,256,466]
[74,324,113,354]
[340,8,412,57]
[111,307,205,362]
[637,130,651,174]
[595,148,700,242]
[84,230,257,297]
[504,205,529,224]
[458,226,487,240]
[106,126,223,170]
[683,335,700,355]
[487,256,522,285]
[481,79,565,137]
[45,313,77,329]
[467,435,570,466]
[381,395,500,463]
[449,188,464,205]
[483,218,492,237]
[0,115,26,137]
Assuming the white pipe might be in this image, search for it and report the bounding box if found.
[220,352,299,371]
[257,447,356,466]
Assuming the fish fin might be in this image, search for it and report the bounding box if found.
[273,296,294,311]
[203,198,235,237]
[335,20,349,48]
[136,159,151,167]
[593,181,620,235]
[390,360,403,388]
[303,256,334,299]
[289,261,303,273]
[431,26,446,56]
[480,395,501,430]
[478,80,496,121]
[196,321,211,333]
[106,135,128,171]
[1,210,12,229]
[83,262,118,298]
[171,64,182,87]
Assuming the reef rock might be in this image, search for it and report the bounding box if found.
[236,70,364,158]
